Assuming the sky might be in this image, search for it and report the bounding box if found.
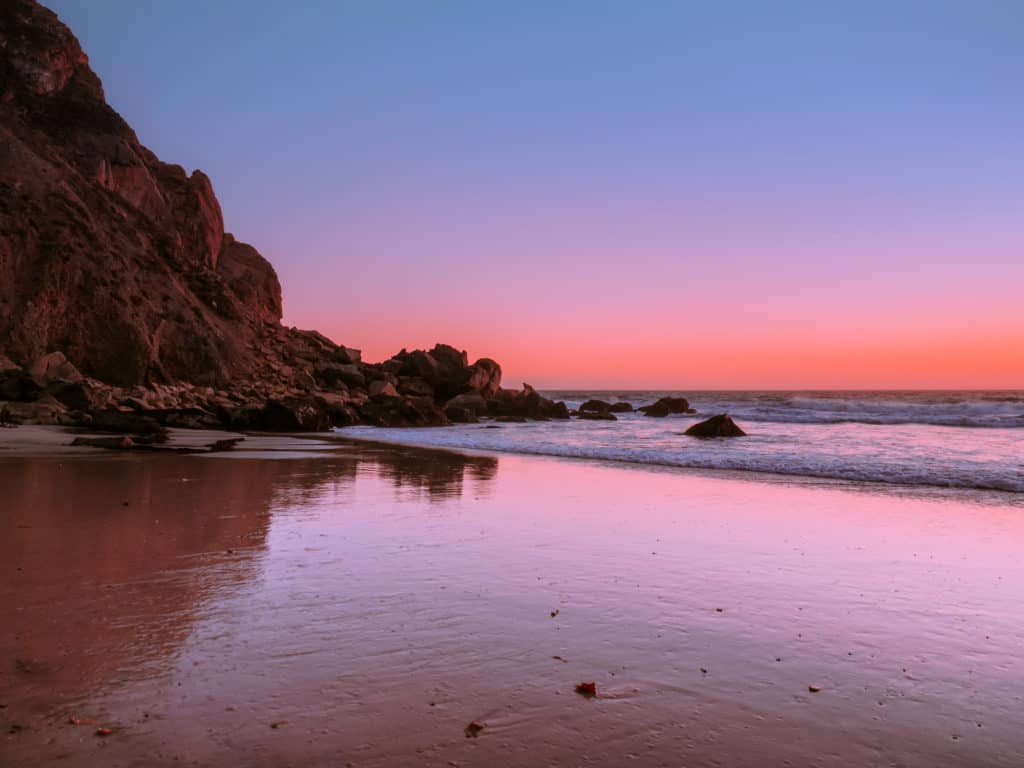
[49,1,1023,389]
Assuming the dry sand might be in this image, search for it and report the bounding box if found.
[1,426,1022,766]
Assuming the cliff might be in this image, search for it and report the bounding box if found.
[0,1,571,434]
[0,0,291,386]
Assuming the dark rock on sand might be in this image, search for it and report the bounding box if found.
[684,414,747,437]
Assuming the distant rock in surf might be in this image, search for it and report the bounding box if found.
[639,397,690,417]
[684,414,747,438]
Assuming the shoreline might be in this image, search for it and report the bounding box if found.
[3,423,1021,506]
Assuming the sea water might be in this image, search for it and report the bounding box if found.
[340,391,1024,494]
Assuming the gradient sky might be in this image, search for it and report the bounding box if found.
[49,1,1023,388]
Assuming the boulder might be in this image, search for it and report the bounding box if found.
[47,379,110,411]
[0,354,19,373]
[609,402,634,413]
[638,401,671,417]
[316,363,365,389]
[26,352,83,386]
[445,391,488,416]
[684,414,747,438]
[313,391,359,427]
[0,369,43,402]
[368,380,399,398]
[1,395,67,424]
[397,376,434,398]
[579,399,612,415]
[465,358,502,398]
[444,406,479,424]
[335,346,362,364]
[255,397,333,432]
[488,384,569,420]
[359,395,449,428]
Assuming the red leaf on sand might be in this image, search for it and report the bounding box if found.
[464,720,485,738]
[95,727,113,737]
[575,682,597,697]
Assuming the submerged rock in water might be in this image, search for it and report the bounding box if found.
[684,414,747,438]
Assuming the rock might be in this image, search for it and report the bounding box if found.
[0,369,43,401]
[254,397,333,432]
[444,406,479,424]
[0,354,19,373]
[368,380,399,398]
[578,411,617,421]
[397,376,434,398]
[335,346,362,364]
[359,395,449,428]
[26,352,82,386]
[684,414,747,437]
[314,392,360,427]
[316,363,365,389]
[71,435,135,450]
[609,402,634,413]
[465,358,502,398]
[445,391,488,416]
[638,400,671,417]
[1,395,67,424]
[488,384,570,420]
[0,406,20,426]
[639,396,690,417]
[579,399,612,415]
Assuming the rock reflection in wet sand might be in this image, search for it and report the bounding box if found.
[1,439,1023,767]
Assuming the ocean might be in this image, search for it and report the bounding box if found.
[340,390,1024,495]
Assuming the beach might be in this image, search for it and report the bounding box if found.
[3,427,1022,767]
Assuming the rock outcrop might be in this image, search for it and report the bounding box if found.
[0,2,573,432]
[684,414,747,438]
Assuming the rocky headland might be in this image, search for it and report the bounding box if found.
[0,0,578,436]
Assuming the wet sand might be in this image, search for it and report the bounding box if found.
[2,428,1023,766]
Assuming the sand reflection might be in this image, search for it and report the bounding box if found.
[0,442,497,723]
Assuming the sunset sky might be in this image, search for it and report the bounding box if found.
[51,1,1022,388]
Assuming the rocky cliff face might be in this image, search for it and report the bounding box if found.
[0,0,285,386]
[0,0,579,435]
